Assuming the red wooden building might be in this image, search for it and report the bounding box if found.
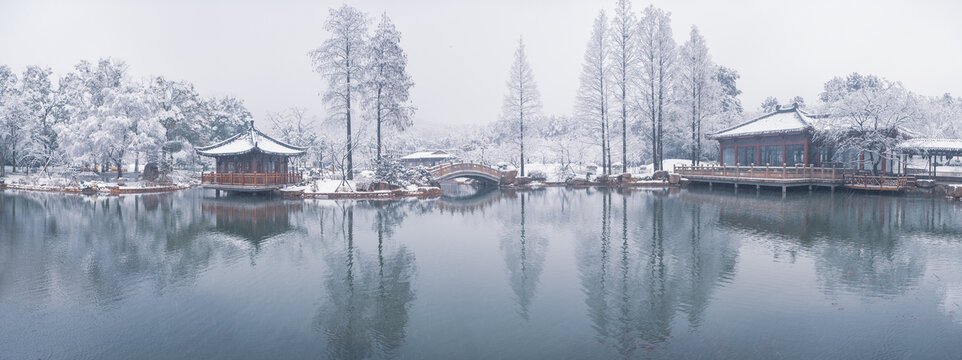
[196,121,305,192]
[711,104,819,167]
[710,103,910,174]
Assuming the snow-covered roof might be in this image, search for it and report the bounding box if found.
[897,138,962,153]
[196,121,306,157]
[400,150,456,160]
[710,105,816,139]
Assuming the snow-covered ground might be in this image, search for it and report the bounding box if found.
[1,166,199,191]
[519,158,707,182]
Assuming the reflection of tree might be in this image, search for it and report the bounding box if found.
[0,191,239,306]
[686,190,934,298]
[576,191,738,356]
[314,203,417,360]
[499,192,549,320]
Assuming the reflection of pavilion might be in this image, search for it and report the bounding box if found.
[201,197,302,245]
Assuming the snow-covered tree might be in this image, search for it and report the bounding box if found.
[310,4,369,180]
[90,84,159,178]
[268,107,320,169]
[576,10,611,175]
[501,38,542,177]
[149,76,205,160]
[714,66,743,116]
[203,95,251,143]
[638,5,676,170]
[609,0,638,173]
[819,77,920,173]
[0,66,23,176]
[365,13,415,161]
[19,66,63,173]
[678,26,715,165]
[760,96,779,112]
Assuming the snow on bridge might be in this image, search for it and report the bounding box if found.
[430,162,502,184]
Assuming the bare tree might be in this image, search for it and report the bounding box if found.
[310,5,369,180]
[576,10,612,175]
[678,26,714,166]
[610,0,638,173]
[501,38,542,177]
[638,5,676,171]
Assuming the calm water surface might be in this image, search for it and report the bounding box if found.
[2,187,962,359]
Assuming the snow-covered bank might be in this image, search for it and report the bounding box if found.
[0,168,199,195]
[281,178,442,199]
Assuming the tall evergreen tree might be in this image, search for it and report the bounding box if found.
[365,13,415,161]
[576,10,611,175]
[639,5,676,171]
[501,38,541,177]
[610,0,637,173]
[679,26,713,166]
[311,5,368,180]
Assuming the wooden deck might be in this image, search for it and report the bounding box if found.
[674,164,915,192]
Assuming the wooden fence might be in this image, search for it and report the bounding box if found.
[201,172,302,186]
[673,164,844,182]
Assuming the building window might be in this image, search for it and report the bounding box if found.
[759,145,782,166]
[737,146,756,166]
[722,148,735,166]
[786,144,805,166]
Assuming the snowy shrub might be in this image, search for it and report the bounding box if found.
[528,170,547,182]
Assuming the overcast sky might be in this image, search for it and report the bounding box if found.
[2,0,961,128]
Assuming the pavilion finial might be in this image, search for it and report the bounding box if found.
[249,119,255,129]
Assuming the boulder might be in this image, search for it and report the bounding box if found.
[566,178,589,187]
[616,173,633,183]
[953,186,962,199]
[669,174,681,184]
[370,182,401,191]
[917,179,935,188]
[514,176,532,186]
[652,170,669,181]
[142,162,160,181]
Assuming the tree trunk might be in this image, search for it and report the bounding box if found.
[117,159,123,179]
[520,111,525,177]
[11,150,16,173]
[621,84,627,173]
[376,87,382,161]
[346,73,354,181]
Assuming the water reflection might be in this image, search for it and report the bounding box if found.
[202,196,302,246]
[497,192,549,320]
[313,202,417,360]
[3,188,962,359]
[577,190,739,356]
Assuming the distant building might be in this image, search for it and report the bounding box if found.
[400,150,457,167]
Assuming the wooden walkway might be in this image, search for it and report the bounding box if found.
[674,164,915,193]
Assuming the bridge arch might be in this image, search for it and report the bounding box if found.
[430,162,502,185]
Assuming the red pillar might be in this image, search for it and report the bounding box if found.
[804,141,809,166]
[782,144,787,165]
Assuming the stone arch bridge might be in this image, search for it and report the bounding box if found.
[430,162,503,185]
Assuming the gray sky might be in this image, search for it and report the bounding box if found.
[2,0,961,128]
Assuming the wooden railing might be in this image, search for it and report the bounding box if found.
[674,164,844,181]
[201,172,302,186]
[431,162,501,179]
[843,174,916,189]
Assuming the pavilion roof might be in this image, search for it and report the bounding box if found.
[897,138,962,155]
[710,104,817,139]
[196,121,306,157]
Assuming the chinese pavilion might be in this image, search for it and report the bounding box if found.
[196,121,305,192]
[710,103,911,174]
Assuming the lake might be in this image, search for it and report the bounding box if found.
[2,187,962,359]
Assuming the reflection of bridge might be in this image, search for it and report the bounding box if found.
[430,162,502,184]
